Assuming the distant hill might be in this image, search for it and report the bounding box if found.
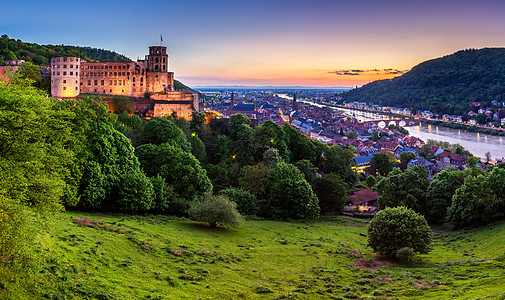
[341,48,505,115]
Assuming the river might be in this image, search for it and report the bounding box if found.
[277,94,505,160]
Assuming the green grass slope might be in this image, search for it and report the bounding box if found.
[4,212,505,299]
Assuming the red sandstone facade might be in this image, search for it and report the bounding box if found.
[50,46,197,119]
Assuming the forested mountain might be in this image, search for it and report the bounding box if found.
[341,48,505,115]
[0,35,131,65]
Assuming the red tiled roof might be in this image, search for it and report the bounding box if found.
[347,189,380,205]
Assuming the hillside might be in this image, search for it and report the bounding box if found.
[341,48,505,115]
[0,35,130,65]
[4,212,505,299]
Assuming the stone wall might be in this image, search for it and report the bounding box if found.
[50,57,81,98]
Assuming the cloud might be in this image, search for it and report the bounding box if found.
[329,68,409,76]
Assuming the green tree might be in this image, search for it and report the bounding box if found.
[368,206,432,257]
[190,111,206,134]
[365,175,377,189]
[136,143,213,215]
[315,173,347,213]
[149,175,175,213]
[263,148,283,169]
[283,124,316,163]
[116,170,155,212]
[295,159,318,184]
[191,135,207,163]
[323,145,354,182]
[220,187,258,216]
[13,62,42,87]
[239,163,270,198]
[476,113,487,125]
[399,151,417,170]
[143,117,191,151]
[376,166,429,215]
[266,162,320,219]
[189,194,243,228]
[466,156,479,168]
[371,153,394,176]
[425,168,465,224]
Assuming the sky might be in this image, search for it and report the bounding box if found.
[2,0,505,87]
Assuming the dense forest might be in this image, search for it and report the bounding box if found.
[341,48,505,115]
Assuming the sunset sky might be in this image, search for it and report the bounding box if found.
[3,0,505,87]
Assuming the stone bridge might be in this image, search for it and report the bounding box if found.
[361,118,421,129]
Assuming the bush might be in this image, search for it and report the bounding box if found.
[219,187,258,216]
[189,194,244,228]
[368,206,432,256]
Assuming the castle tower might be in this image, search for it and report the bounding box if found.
[51,57,81,98]
[147,46,169,72]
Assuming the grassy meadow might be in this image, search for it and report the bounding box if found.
[4,212,505,299]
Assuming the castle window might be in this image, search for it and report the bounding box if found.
[70,58,74,62]
[70,65,73,68]
[155,65,159,70]
[109,80,112,85]
[103,90,105,93]
[63,58,67,62]
[163,65,166,70]
[52,72,55,75]
[155,58,159,63]
[133,77,135,82]
[163,58,165,63]
[114,66,117,69]
[76,65,78,69]
[114,72,117,76]
[63,80,66,83]
[110,89,112,92]
[127,65,130,69]
[63,87,66,90]
[63,72,66,75]
[76,58,79,62]
[94,89,97,92]
[122,89,124,93]
[122,72,125,76]
[70,72,73,75]
[140,77,143,82]
[75,80,78,83]
[101,80,104,85]
[105,66,108,69]
[114,80,117,86]
[75,87,78,90]
[57,72,60,75]
[110,72,112,76]
[119,81,121,86]
[88,80,91,85]
[63,65,67,68]
[94,80,97,85]
[123,80,125,85]
[133,88,136,92]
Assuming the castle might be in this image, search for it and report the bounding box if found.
[49,46,197,119]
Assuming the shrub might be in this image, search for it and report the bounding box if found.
[189,194,243,228]
[220,187,258,216]
[368,206,432,256]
